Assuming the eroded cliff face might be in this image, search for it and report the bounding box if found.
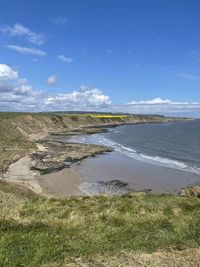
[2,113,175,140]
[10,115,64,140]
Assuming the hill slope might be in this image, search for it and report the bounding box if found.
[0,180,200,267]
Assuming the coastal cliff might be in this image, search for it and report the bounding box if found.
[0,112,184,174]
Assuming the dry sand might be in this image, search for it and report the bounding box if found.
[1,156,42,194]
[36,165,83,197]
[0,154,83,197]
[1,143,48,194]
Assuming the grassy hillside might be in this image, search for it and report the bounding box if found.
[0,180,200,266]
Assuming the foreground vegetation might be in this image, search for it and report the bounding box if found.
[0,180,200,266]
[181,184,200,198]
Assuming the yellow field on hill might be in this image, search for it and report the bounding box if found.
[90,114,128,118]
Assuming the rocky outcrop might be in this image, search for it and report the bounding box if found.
[30,140,113,174]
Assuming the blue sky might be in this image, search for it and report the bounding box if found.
[0,0,200,116]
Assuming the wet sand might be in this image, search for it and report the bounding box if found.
[36,151,200,197]
[75,152,200,194]
[37,166,83,197]
[1,156,42,194]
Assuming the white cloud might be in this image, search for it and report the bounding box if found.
[44,86,111,109]
[127,97,191,105]
[113,98,200,117]
[0,84,15,92]
[0,64,43,111]
[0,82,44,111]
[0,64,111,111]
[53,17,68,25]
[0,64,18,80]
[128,98,172,105]
[0,84,111,111]
[57,54,73,63]
[18,78,28,85]
[175,73,199,80]
[79,85,90,92]
[5,45,46,56]
[0,65,199,117]
[14,85,33,95]
[46,75,59,86]
[0,23,45,45]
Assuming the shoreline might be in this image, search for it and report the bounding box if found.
[35,151,200,197]
[2,146,200,198]
[0,113,193,176]
[1,119,200,198]
[0,138,113,195]
[0,155,43,194]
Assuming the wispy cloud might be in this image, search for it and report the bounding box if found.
[189,51,200,63]
[5,45,46,56]
[32,58,39,62]
[0,23,45,45]
[128,98,172,105]
[52,17,68,25]
[57,54,73,63]
[160,66,171,72]
[175,72,199,80]
[127,98,191,105]
[161,66,200,80]
[133,57,144,67]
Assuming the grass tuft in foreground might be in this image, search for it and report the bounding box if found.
[0,180,200,266]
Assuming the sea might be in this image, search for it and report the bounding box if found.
[69,119,200,175]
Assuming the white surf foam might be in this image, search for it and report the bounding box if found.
[97,136,200,175]
[67,133,200,175]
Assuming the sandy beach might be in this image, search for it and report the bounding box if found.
[37,165,83,197]
[34,150,200,197]
[3,134,200,198]
[75,152,200,194]
[1,156,43,194]
[2,121,200,198]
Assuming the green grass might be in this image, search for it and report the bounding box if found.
[0,181,200,266]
